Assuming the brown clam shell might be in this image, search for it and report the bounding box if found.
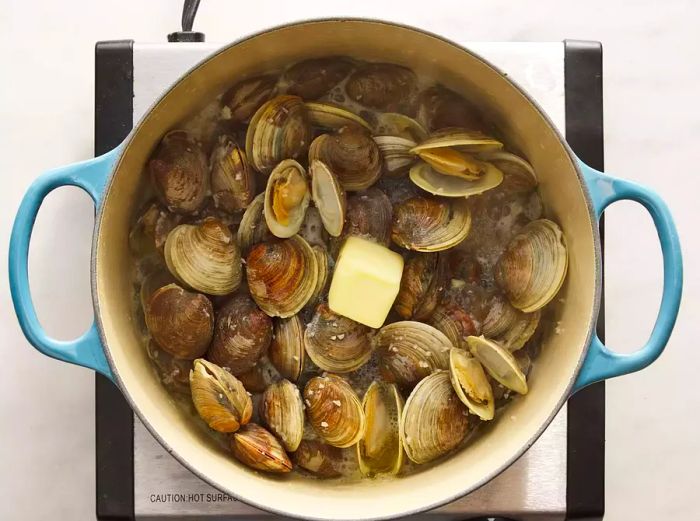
[230,423,292,473]
[221,75,277,123]
[416,85,486,132]
[209,135,255,212]
[292,439,343,478]
[394,253,446,320]
[345,63,417,112]
[283,57,353,100]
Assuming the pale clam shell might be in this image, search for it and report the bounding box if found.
[261,379,305,452]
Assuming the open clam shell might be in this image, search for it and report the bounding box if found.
[209,135,255,212]
[409,161,503,197]
[357,381,404,477]
[495,219,568,312]
[129,202,181,257]
[310,159,347,237]
[261,379,305,452]
[246,235,319,318]
[164,218,242,296]
[264,159,311,238]
[411,128,503,154]
[190,358,253,433]
[145,283,214,359]
[375,321,452,389]
[305,102,372,131]
[400,371,469,464]
[448,348,494,420]
[391,196,471,252]
[374,112,428,142]
[479,150,538,193]
[467,336,528,395]
[304,374,366,448]
[231,423,292,473]
[269,315,305,382]
[394,253,446,320]
[245,95,311,175]
[237,193,270,254]
[373,135,418,177]
[304,303,374,373]
[206,294,273,375]
[483,295,541,351]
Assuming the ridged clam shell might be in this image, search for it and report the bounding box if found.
[394,253,446,320]
[304,374,365,448]
[391,196,471,252]
[209,135,255,212]
[221,75,277,123]
[467,336,528,395]
[428,301,480,350]
[260,379,305,452]
[269,315,305,382]
[231,423,292,473]
[237,193,269,254]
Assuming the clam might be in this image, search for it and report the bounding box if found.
[373,135,417,177]
[283,57,353,100]
[206,294,273,375]
[237,193,270,253]
[357,381,404,477]
[375,321,452,389]
[263,159,310,238]
[145,283,214,359]
[298,207,329,248]
[293,439,343,478]
[269,315,305,382]
[448,348,494,420]
[209,135,255,212]
[139,268,176,312]
[304,374,365,448]
[340,188,393,246]
[148,130,209,214]
[345,63,417,112]
[146,340,192,395]
[394,253,446,320]
[164,218,242,296]
[308,245,330,306]
[304,303,373,373]
[231,423,293,473]
[246,235,319,317]
[310,160,346,237]
[305,102,372,131]
[245,95,311,175]
[374,112,428,142]
[261,379,305,452]
[221,75,277,123]
[411,128,503,155]
[409,160,503,198]
[308,126,382,191]
[129,202,180,257]
[467,336,528,395]
[391,196,471,252]
[495,219,568,312]
[400,371,469,464]
[416,85,485,132]
[482,294,540,351]
[428,301,480,349]
[190,358,252,432]
[479,150,538,193]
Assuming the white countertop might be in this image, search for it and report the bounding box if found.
[0,1,698,520]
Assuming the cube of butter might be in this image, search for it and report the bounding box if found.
[328,236,404,328]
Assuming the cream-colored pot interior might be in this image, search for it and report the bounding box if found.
[94,20,599,520]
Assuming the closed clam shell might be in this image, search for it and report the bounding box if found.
[304,303,373,373]
[305,102,371,131]
[308,126,382,191]
[304,374,365,448]
[237,193,270,254]
[145,283,214,359]
[209,135,255,212]
[411,127,503,154]
[246,235,319,318]
[129,202,180,257]
[245,95,311,175]
[340,188,393,246]
[345,63,418,112]
[190,358,253,432]
[261,379,305,452]
[391,196,471,252]
[164,218,242,296]
[400,371,469,464]
[293,439,343,478]
[357,381,404,477]
[408,161,503,198]
[221,75,277,123]
[394,253,446,320]
[148,130,209,214]
[467,336,528,395]
[478,150,538,193]
[283,57,353,100]
[375,321,452,390]
[482,294,540,351]
[310,159,346,237]
[269,315,305,382]
[231,423,292,473]
[495,219,568,312]
[416,85,486,132]
[263,159,310,238]
[448,348,494,420]
[428,301,479,349]
[206,294,273,375]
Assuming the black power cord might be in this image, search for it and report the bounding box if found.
[168,0,205,42]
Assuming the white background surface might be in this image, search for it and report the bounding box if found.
[0,1,697,520]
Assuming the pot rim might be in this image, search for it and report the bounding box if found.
[92,17,602,521]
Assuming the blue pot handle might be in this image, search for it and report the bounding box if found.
[8,148,121,380]
[573,161,683,392]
